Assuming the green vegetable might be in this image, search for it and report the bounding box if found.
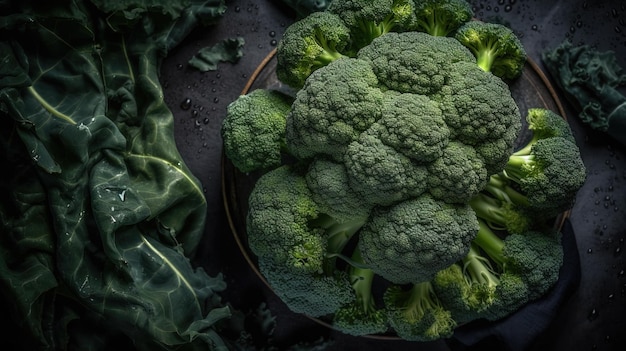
[542,40,626,148]
[276,11,351,89]
[433,219,563,323]
[221,88,294,173]
[0,1,237,350]
[454,20,527,80]
[358,194,478,284]
[189,37,245,72]
[413,0,473,36]
[384,282,456,341]
[332,247,388,336]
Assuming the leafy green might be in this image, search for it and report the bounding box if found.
[189,37,246,72]
[0,0,233,350]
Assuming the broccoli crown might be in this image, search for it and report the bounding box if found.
[358,194,479,284]
[221,89,293,173]
[276,11,351,88]
[515,107,577,155]
[384,282,456,341]
[286,31,521,206]
[413,0,474,37]
[454,20,527,80]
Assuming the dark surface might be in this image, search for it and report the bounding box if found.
[161,1,626,350]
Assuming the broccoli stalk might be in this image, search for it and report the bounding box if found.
[310,214,366,275]
[332,247,388,336]
[454,21,527,80]
[384,281,456,341]
[469,192,530,235]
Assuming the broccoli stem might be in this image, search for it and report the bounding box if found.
[469,193,510,230]
[311,214,365,275]
[484,175,530,207]
[502,154,537,185]
[349,247,377,313]
[400,282,440,322]
[472,221,506,269]
[462,244,500,288]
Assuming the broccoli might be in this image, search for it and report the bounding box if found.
[469,191,531,235]
[286,31,521,207]
[514,107,577,156]
[246,165,360,316]
[413,0,474,37]
[332,247,389,336]
[276,11,351,89]
[433,219,561,323]
[542,40,626,148]
[454,21,527,80]
[221,89,293,173]
[502,136,586,219]
[358,194,479,284]
[384,282,456,341]
[327,0,418,52]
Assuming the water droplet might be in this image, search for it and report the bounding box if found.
[588,308,599,321]
[504,5,512,12]
[203,117,210,124]
[194,120,201,127]
[234,6,240,12]
[270,39,278,46]
[176,63,184,70]
[587,248,593,254]
[269,30,276,37]
[618,269,624,277]
[191,110,199,118]
[213,97,219,103]
[615,26,622,34]
[615,247,622,256]
[180,98,192,110]
[612,8,619,17]
[531,24,538,31]
[118,190,126,201]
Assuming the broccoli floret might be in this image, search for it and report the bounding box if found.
[358,194,479,284]
[327,0,417,52]
[413,0,474,37]
[357,31,476,95]
[384,282,456,341]
[221,89,293,173]
[454,21,527,80]
[305,158,371,222]
[332,247,389,336]
[426,141,489,204]
[344,132,430,207]
[247,165,363,317]
[285,57,385,161]
[515,108,577,156]
[276,11,351,88]
[502,136,587,218]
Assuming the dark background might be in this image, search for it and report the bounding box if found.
[160,1,626,350]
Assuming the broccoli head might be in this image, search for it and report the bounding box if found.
[384,282,456,341]
[286,31,521,207]
[454,21,527,80]
[276,11,351,89]
[413,0,474,37]
[358,194,479,284]
[221,89,293,173]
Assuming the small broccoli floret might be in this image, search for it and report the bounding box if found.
[454,21,527,80]
[276,11,351,88]
[469,192,531,234]
[305,158,371,222]
[344,132,430,207]
[502,136,587,218]
[358,194,478,284]
[413,0,474,37]
[332,248,389,336]
[221,89,293,173]
[285,57,385,161]
[384,282,456,341]
[515,108,577,156]
[502,230,564,300]
[327,0,417,52]
[426,141,489,204]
